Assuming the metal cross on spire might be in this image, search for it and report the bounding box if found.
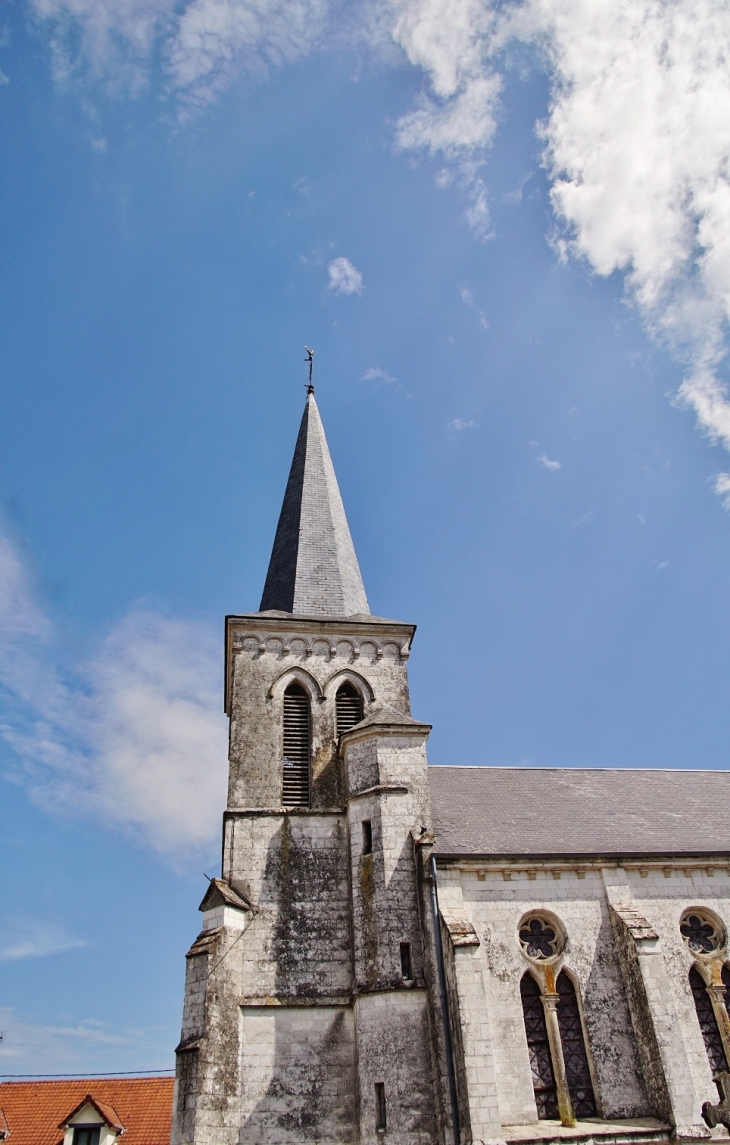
[304,346,314,394]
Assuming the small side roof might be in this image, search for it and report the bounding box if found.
[341,704,431,738]
[430,765,730,859]
[198,877,253,913]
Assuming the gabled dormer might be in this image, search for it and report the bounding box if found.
[59,1095,125,1145]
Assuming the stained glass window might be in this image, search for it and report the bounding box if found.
[520,973,559,1119]
[690,966,728,1075]
[556,973,597,1118]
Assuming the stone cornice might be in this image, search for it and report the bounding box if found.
[224,613,416,713]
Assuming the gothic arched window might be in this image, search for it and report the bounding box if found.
[282,682,310,807]
[520,973,558,1120]
[556,973,597,1117]
[689,966,728,1075]
[335,682,363,736]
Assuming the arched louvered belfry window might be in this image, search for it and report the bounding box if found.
[556,972,597,1117]
[335,682,364,736]
[690,966,728,1074]
[282,682,310,807]
[520,973,558,1120]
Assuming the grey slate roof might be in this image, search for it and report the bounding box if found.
[260,392,370,618]
[429,766,730,858]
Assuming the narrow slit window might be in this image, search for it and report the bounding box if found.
[374,1082,387,1131]
[282,682,310,807]
[336,682,364,735]
[362,820,373,855]
[690,966,728,1074]
[400,942,413,980]
[556,972,597,1117]
[520,973,558,1120]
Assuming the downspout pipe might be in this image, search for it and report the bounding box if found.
[430,854,461,1145]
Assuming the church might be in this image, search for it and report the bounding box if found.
[171,387,730,1145]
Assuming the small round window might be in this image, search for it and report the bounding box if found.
[680,910,725,954]
[518,913,565,960]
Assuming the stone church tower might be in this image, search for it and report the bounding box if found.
[173,388,443,1144]
[173,386,730,1145]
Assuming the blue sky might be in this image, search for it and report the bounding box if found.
[1,0,730,1076]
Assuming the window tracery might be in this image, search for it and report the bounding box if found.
[681,911,724,954]
[519,914,564,960]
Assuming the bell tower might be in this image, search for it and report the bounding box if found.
[172,389,441,1145]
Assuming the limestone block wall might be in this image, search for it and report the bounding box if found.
[224,813,352,1000]
[354,991,437,1144]
[435,863,651,1127]
[606,864,730,1122]
[238,1006,357,1144]
[345,735,432,992]
[226,617,415,810]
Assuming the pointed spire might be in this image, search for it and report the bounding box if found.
[260,391,370,617]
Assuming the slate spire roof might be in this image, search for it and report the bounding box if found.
[260,389,370,617]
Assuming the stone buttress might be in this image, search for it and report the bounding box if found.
[172,391,443,1145]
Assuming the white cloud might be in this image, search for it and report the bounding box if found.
[390,0,730,495]
[26,0,329,106]
[0,921,85,962]
[0,534,227,866]
[537,451,561,471]
[18,0,730,495]
[327,256,364,295]
[713,472,730,509]
[362,365,396,384]
[448,417,476,430]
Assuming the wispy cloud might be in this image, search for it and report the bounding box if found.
[391,0,730,496]
[0,533,227,867]
[530,440,561,471]
[448,417,476,431]
[17,0,730,496]
[362,365,396,384]
[0,921,85,963]
[0,1006,173,1074]
[537,453,561,471]
[713,472,730,509]
[327,256,363,296]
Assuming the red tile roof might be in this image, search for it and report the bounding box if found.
[0,1078,174,1145]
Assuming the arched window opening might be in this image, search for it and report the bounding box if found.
[336,682,364,736]
[520,973,558,1120]
[282,682,310,807]
[690,966,728,1075]
[556,973,597,1117]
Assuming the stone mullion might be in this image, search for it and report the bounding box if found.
[540,991,576,1128]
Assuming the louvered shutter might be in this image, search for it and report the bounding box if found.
[282,684,310,806]
[336,683,363,736]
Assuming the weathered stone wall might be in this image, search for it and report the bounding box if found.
[226,617,414,810]
[434,858,730,1138]
[224,812,352,1000]
[354,991,437,1143]
[238,1006,357,1143]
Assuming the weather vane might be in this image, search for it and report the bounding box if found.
[304,346,314,393]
